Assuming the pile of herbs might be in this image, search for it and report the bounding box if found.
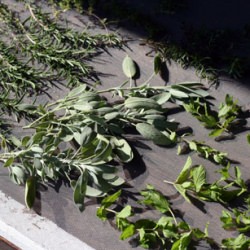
[0,1,250,250]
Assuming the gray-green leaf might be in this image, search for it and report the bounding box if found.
[122,55,136,78]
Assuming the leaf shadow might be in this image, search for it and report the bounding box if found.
[122,145,148,180]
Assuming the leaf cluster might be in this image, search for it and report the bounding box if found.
[0,2,122,88]
[221,197,250,233]
[97,186,212,249]
[183,94,245,138]
[167,157,247,204]
[178,139,229,166]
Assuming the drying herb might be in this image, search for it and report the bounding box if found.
[164,157,247,204]
[183,94,245,139]
[221,197,250,233]
[0,40,51,95]
[0,2,122,87]
[221,234,250,250]
[97,185,214,249]
[178,139,230,166]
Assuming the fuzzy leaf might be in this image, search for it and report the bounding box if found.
[136,123,172,146]
[247,134,250,144]
[170,89,189,98]
[25,177,36,209]
[111,137,133,163]
[125,97,161,110]
[73,171,88,212]
[154,54,162,74]
[122,55,136,78]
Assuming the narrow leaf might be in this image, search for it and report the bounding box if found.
[73,171,88,212]
[25,177,36,209]
[154,54,162,74]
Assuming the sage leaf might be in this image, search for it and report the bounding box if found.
[67,84,87,97]
[111,137,133,163]
[152,92,171,105]
[154,54,162,75]
[73,171,88,212]
[86,186,104,197]
[169,89,189,98]
[136,123,172,146]
[3,157,14,168]
[25,176,36,209]
[73,126,95,146]
[125,97,161,110]
[247,134,250,144]
[122,55,136,78]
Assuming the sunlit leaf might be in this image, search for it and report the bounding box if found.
[122,55,136,78]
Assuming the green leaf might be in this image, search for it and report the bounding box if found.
[117,205,133,219]
[11,166,26,184]
[67,85,87,97]
[120,224,135,240]
[73,171,88,212]
[174,184,191,203]
[175,157,192,184]
[122,55,136,78]
[171,231,192,250]
[209,128,224,137]
[191,165,206,192]
[247,134,250,144]
[136,123,173,146]
[111,137,133,163]
[169,89,189,98]
[153,92,171,105]
[154,54,162,74]
[73,126,95,146]
[104,112,120,120]
[91,136,113,164]
[140,185,171,213]
[25,177,36,209]
[218,105,231,118]
[30,146,43,153]
[3,157,14,167]
[125,97,161,110]
[9,136,22,147]
[221,234,250,250]
[101,189,121,208]
[85,186,104,197]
